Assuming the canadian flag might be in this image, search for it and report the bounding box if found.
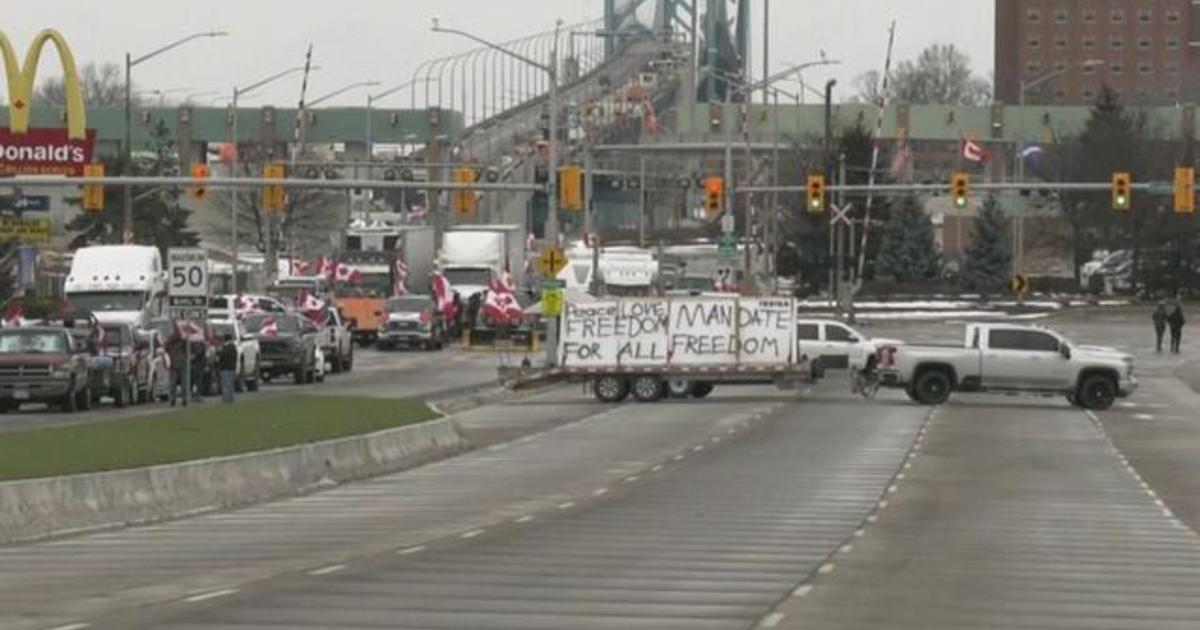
[235,293,258,315]
[430,271,458,320]
[393,257,409,297]
[2,305,26,328]
[258,317,279,337]
[482,289,524,324]
[962,137,990,164]
[334,263,362,285]
[316,255,336,279]
[297,289,326,320]
[173,319,205,342]
[525,232,536,252]
[290,258,312,276]
[489,266,516,294]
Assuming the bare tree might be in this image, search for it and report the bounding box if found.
[35,62,133,107]
[852,44,991,106]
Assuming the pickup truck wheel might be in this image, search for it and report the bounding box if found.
[113,381,128,408]
[665,379,694,398]
[631,376,666,403]
[594,376,630,403]
[76,385,91,411]
[914,370,952,405]
[61,385,78,413]
[344,348,353,371]
[331,354,343,374]
[690,382,715,399]
[1078,375,1117,411]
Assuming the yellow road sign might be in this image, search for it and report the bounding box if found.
[541,287,563,317]
[0,217,50,243]
[538,247,568,277]
[1010,274,1029,295]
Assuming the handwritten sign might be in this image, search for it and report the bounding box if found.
[559,297,796,369]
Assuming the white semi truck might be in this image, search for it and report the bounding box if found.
[513,296,817,402]
[440,224,526,297]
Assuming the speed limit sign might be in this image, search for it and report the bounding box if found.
[167,248,209,320]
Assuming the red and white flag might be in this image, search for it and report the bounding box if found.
[525,232,536,252]
[2,305,26,328]
[430,271,458,320]
[258,317,279,337]
[334,263,361,285]
[482,289,524,324]
[235,293,259,315]
[316,255,336,279]
[290,258,312,276]
[961,138,990,164]
[489,266,516,294]
[393,258,409,297]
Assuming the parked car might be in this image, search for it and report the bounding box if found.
[63,324,114,409]
[0,327,92,412]
[210,318,261,392]
[243,313,319,384]
[207,294,289,321]
[376,295,446,350]
[99,322,153,407]
[876,323,1137,410]
[797,319,905,372]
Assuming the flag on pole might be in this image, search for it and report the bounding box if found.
[962,137,990,164]
[430,270,458,320]
[393,257,409,297]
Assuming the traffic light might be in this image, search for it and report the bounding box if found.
[82,163,104,212]
[189,163,209,201]
[951,172,969,209]
[806,174,826,214]
[558,165,583,210]
[1174,167,1195,214]
[1112,172,1131,212]
[261,163,286,212]
[704,176,723,214]
[452,167,477,215]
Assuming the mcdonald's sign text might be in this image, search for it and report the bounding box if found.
[0,127,95,176]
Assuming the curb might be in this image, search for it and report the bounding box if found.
[0,417,466,545]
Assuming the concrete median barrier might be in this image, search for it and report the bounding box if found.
[0,417,465,545]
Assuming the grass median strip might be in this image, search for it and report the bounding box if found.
[0,396,438,481]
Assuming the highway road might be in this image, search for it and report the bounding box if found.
[4,310,1200,630]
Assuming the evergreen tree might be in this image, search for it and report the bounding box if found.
[962,195,1011,293]
[66,119,199,256]
[875,195,941,283]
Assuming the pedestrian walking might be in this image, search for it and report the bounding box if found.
[217,334,238,404]
[1153,302,1168,353]
[1168,302,1186,354]
[166,328,189,407]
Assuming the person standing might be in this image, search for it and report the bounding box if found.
[166,328,189,407]
[1153,303,1168,353]
[217,334,239,404]
[1168,302,1186,354]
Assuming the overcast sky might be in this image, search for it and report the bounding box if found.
[3,1,993,107]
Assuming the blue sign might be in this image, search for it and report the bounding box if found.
[1,195,50,212]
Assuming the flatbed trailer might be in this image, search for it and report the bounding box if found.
[503,296,819,402]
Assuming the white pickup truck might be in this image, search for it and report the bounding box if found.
[877,323,1137,410]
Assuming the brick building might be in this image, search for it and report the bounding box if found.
[995,0,1200,105]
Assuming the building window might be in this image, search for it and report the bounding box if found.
[1165,62,1180,75]
[1082,9,1096,23]
[1138,62,1154,75]
[1055,8,1069,23]
[1082,35,1096,50]
[1027,8,1041,22]
[1054,34,1069,49]
[1110,61,1124,74]
[1054,60,1068,72]
[1082,62,1098,75]
[1138,8,1153,23]
[1028,35,1042,48]
[1026,61,1042,74]
[1083,88,1096,100]
[1138,37,1152,50]
[1167,89,1181,100]
[1053,88,1068,100]
[1167,37,1181,50]
[1110,36,1124,50]
[1166,10,1181,23]
[1111,9,1124,23]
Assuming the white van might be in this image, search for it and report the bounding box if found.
[64,245,166,327]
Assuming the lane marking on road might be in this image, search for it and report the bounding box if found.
[397,545,426,555]
[692,445,705,453]
[854,528,865,538]
[867,514,879,523]
[793,585,814,598]
[624,476,640,483]
[896,473,906,480]
[460,529,485,539]
[839,543,853,554]
[184,589,238,603]
[306,564,347,576]
[877,500,889,509]
[887,485,899,494]
[710,436,722,443]
[759,612,786,628]
[45,624,90,630]
[727,428,737,435]
[673,454,686,461]
[487,443,509,451]
[513,515,534,524]
[592,488,609,497]
[557,501,576,510]
[650,464,664,472]
[818,562,836,574]
[1133,413,1156,421]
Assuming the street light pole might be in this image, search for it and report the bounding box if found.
[123,30,228,243]
[227,66,311,296]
